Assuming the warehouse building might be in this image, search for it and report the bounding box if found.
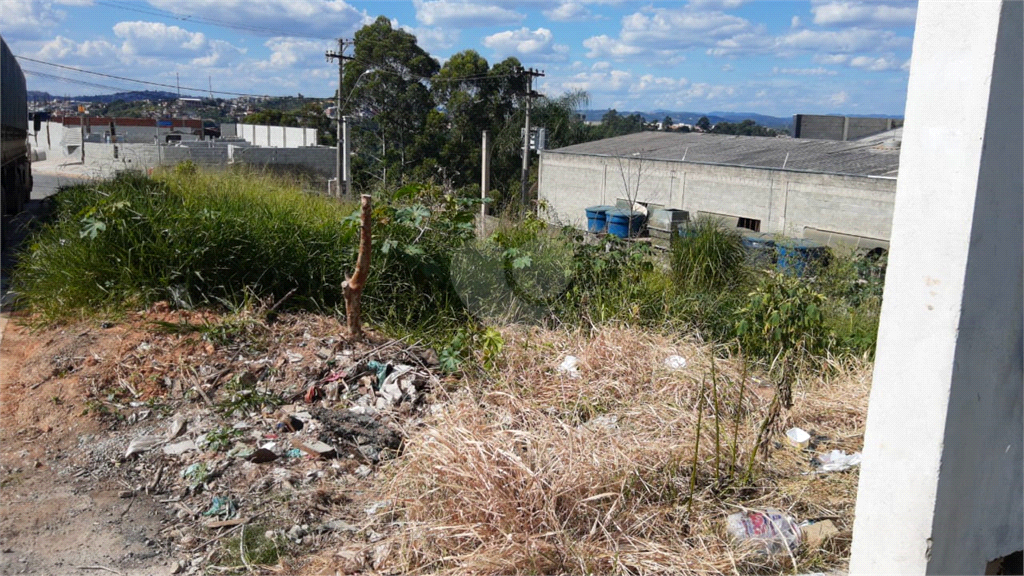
[537,129,901,249]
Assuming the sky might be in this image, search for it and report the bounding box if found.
[2,0,917,117]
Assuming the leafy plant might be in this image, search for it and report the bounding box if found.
[734,270,830,359]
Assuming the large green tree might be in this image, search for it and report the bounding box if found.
[341,16,439,187]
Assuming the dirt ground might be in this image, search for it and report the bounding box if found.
[0,316,179,576]
[0,308,438,576]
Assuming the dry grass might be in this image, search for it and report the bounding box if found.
[367,326,871,575]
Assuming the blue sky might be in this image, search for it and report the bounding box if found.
[2,0,917,117]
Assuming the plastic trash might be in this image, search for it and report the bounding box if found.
[125,435,165,458]
[785,427,810,449]
[557,356,581,378]
[815,449,862,472]
[725,509,802,554]
[664,355,687,370]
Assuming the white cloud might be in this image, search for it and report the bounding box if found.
[0,0,89,39]
[772,66,837,76]
[630,73,688,94]
[812,1,917,28]
[687,0,745,9]
[829,90,848,106]
[813,53,849,65]
[848,55,903,71]
[262,37,324,69]
[620,6,756,48]
[721,63,734,72]
[482,27,569,61]
[591,61,611,71]
[791,15,801,28]
[146,0,370,38]
[775,27,910,54]
[582,35,645,59]
[36,35,118,64]
[413,0,525,27]
[543,2,593,22]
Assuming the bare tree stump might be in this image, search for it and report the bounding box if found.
[344,194,372,339]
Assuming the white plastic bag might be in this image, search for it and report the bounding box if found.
[816,449,862,472]
[557,355,581,378]
[664,355,687,370]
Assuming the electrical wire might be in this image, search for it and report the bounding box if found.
[16,55,270,98]
[94,0,333,40]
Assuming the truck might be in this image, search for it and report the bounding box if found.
[1,34,32,217]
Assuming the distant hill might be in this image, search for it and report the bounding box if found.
[26,90,178,103]
[580,109,792,131]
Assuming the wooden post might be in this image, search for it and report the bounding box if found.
[343,194,372,339]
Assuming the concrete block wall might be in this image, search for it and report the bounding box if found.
[230,146,335,176]
[538,151,896,244]
[230,124,318,148]
[794,114,903,141]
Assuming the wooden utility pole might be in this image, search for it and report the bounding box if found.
[343,194,373,339]
[326,39,354,197]
[519,67,544,211]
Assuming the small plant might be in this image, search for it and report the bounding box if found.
[479,327,504,370]
[217,524,281,569]
[203,426,244,452]
[734,270,829,360]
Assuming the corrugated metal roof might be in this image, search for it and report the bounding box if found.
[546,131,900,177]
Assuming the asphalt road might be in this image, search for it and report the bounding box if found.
[1,171,87,308]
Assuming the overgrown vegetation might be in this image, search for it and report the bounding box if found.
[14,168,884,365]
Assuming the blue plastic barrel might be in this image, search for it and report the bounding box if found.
[585,205,615,233]
[776,239,827,276]
[606,209,646,238]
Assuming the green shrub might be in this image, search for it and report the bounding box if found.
[734,270,830,360]
[670,216,747,293]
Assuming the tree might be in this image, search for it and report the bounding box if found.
[662,116,673,130]
[343,16,439,188]
[696,116,712,131]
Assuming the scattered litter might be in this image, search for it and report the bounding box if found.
[725,509,802,555]
[664,355,687,370]
[814,450,862,472]
[285,448,304,458]
[785,427,811,449]
[125,435,165,458]
[557,356,581,378]
[276,415,304,432]
[181,463,209,488]
[800,519,839,548]
[203,496,238,518]
[285,351,304,363]
[354,464,372,478]
[245,448,278,464]
[162,439,197,456]
[366,360,390,384]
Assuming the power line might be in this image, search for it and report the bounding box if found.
[94,0,333,40]
[15,55,269,98]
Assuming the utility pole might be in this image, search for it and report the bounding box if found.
[326,39,354,197]
[519,67,544,211]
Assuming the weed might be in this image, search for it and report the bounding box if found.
[216,524,281,570]
[670,215,747,294]
[202,426,244,452]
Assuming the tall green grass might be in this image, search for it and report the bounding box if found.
[13,169,476,335]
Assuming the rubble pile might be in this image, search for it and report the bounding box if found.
[32,308,443,573]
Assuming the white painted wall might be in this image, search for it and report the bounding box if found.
[849,1,1023,573]
[538,151,896,243]
[230,124,317,148]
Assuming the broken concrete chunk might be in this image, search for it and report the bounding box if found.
[802,519,839,548]
[291,438,336,459]
[162,439,198,456]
